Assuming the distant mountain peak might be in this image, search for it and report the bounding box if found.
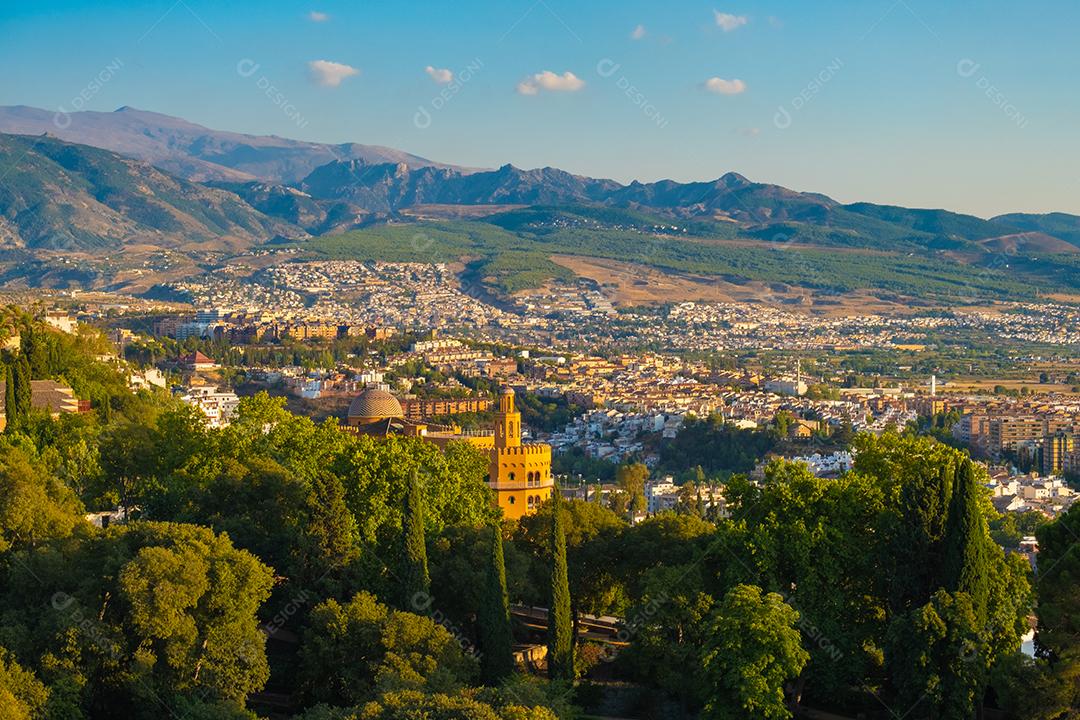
[718,171,752,187]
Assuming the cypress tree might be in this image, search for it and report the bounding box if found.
[548,491,575,681]
[943,458,989,621]
[479,523,514,684]
[14,355,31,419]
[4,363,16,431]
[401,471,430,607]
[892,459,955,612]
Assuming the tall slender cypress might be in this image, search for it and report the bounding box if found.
[943,458,989,621]
[401,471,430,607]
[4,363,16,431]
[14,355,31,419]
[479,523,514,684]
[548,491,575,681]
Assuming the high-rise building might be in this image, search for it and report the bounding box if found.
[1043,433,1076,476]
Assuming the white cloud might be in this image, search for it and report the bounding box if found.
[308,11,329,22]
[424,65,454,84]
[702,77,747,94]
[516,70,585,95]
[713,10,748,32]
[738,127,761,137]
[630,24,646,40]
[308,60,359,87]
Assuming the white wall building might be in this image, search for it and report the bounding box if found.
[179,386,240,428]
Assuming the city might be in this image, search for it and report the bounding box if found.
[2,2,1079,719]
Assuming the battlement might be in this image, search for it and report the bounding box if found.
[494,443,551,457]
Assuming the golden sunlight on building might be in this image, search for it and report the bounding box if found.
[344,386,552,520]
[489,388,553,520]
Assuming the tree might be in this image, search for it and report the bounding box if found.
[886,590,986,719]
[547,493,574,682]
[0,522,274,712]
[1032,503,1080,713]
[13,355,31,420]
[515,498,626,619]
[890,457,954,614]
[0,648,48,720]
[479,524,514,684]
[622,564,716,709]
[98,418,161,518]
[991,652,1078,720]
[659,414,777,475]
[0,444,83,551]
[3,363,16,431]
[165,457,361,604]
[335,434,498,547]
[402,470,431,607]
[701,584,809,720]
[722,460,886,696]
[300,592,478,707]
[297,687,560,720]
[616,462,649,517]
[943,459,990,623]
[428,524,532,632]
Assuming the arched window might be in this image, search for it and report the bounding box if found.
[508,472,515,482]
[508,496,515,504]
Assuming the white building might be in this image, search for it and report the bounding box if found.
[180,386,240,428]
[646,476,680,514]
[43,312,77,334]
[129,368,167,391]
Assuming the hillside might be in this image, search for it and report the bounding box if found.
[0,133,301,250]
[1,107,1079,303]
[290,160,1080,256]
[0,105,460,183]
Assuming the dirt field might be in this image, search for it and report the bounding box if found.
[943,379,1078,394]
[546,254,922,316]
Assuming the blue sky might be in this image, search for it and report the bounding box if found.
[2,0,1078,217]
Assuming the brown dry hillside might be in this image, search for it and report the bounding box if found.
[978,232,1079,255]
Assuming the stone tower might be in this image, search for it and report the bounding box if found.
[488,388,553,519]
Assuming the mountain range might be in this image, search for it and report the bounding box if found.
[0,105,457,184]
[0,105,1078,298]
[0,132,296,251]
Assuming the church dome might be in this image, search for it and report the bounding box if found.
[348,388,404,423]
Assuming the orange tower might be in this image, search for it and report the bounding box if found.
[488,388,553,519]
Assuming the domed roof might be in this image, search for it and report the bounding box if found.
[348,388,404,420]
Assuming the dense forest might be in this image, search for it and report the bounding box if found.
[0,309,1077,719]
